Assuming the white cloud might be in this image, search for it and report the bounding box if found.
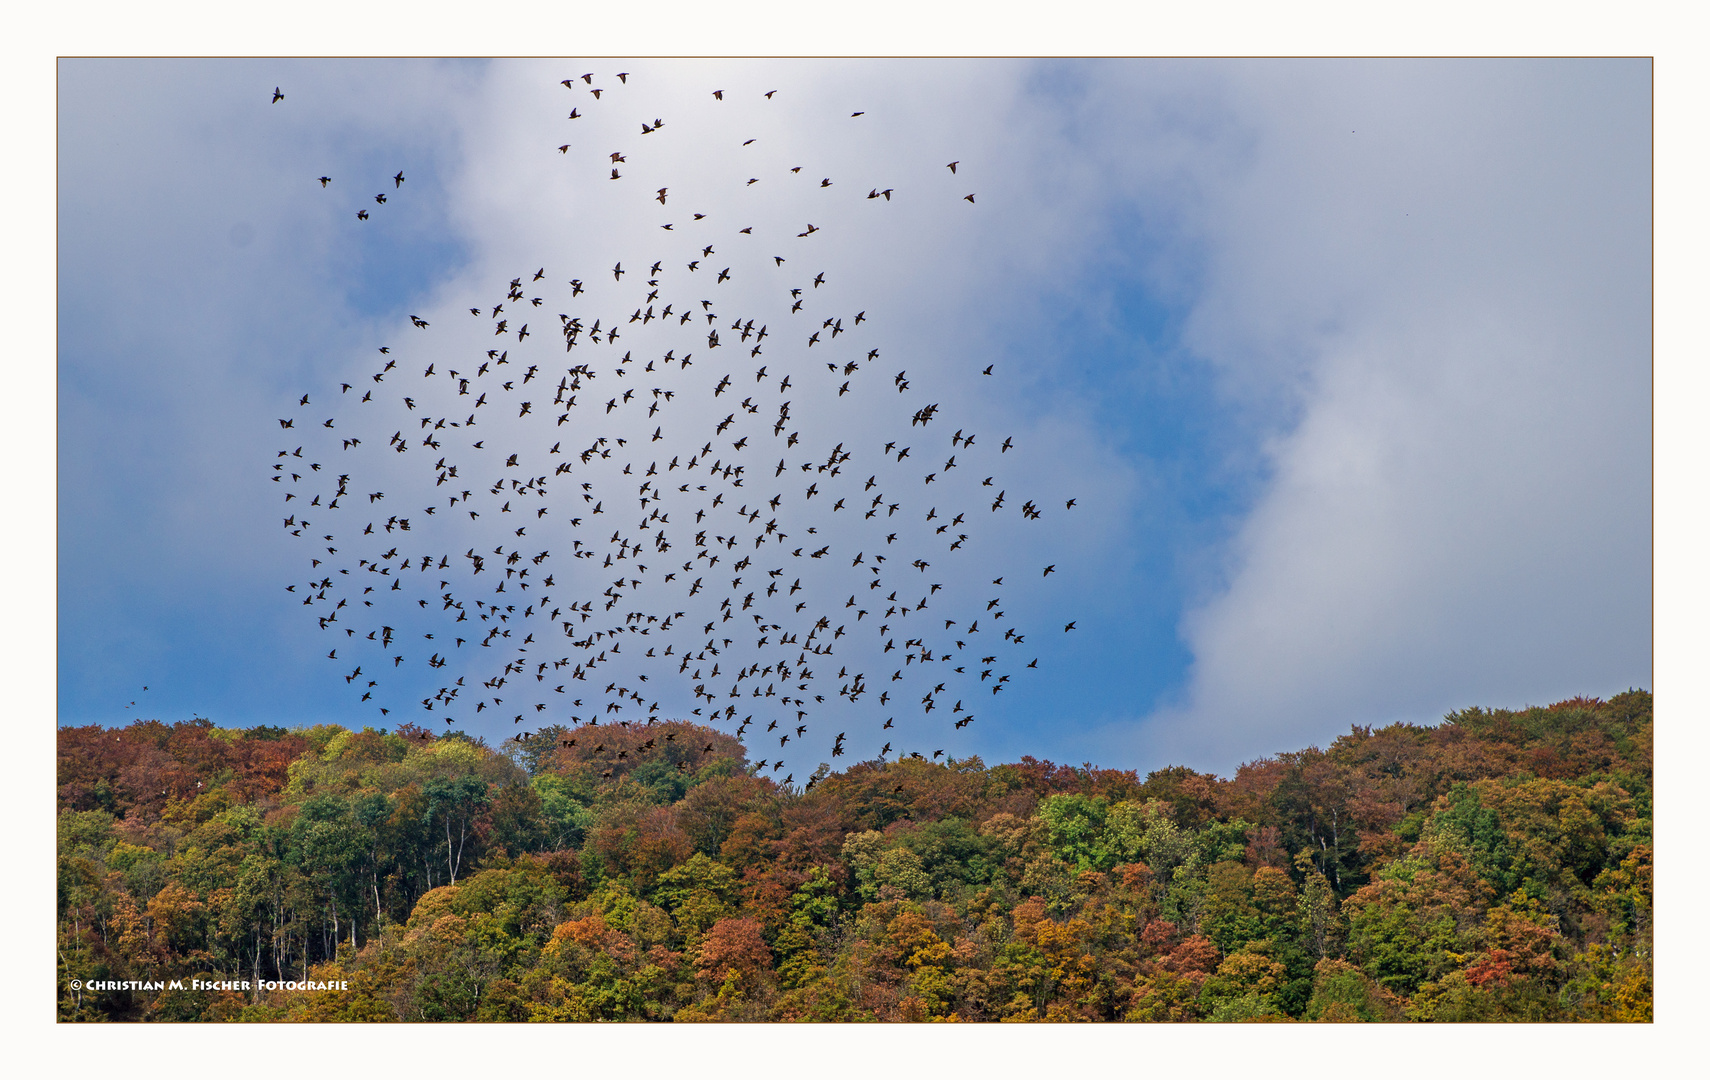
[1109,60,1653,770]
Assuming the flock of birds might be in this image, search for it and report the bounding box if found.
[271,71,1077,783]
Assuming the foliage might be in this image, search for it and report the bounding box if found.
[55,691,1652,1021]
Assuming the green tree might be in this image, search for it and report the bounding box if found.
[421,776,490,886]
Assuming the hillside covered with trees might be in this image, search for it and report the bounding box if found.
[57,691,1652,1022]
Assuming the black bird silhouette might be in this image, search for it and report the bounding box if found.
[272,87,283,103]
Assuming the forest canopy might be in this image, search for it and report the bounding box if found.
[57,690,1652,1022]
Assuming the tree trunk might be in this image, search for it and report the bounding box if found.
[453,816,469,883]
[447,817,457,885]
[1329,809,1341,889]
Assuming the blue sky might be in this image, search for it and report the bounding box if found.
[54,58,1652,777]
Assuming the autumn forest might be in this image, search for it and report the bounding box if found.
[56,691,1652,1022]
